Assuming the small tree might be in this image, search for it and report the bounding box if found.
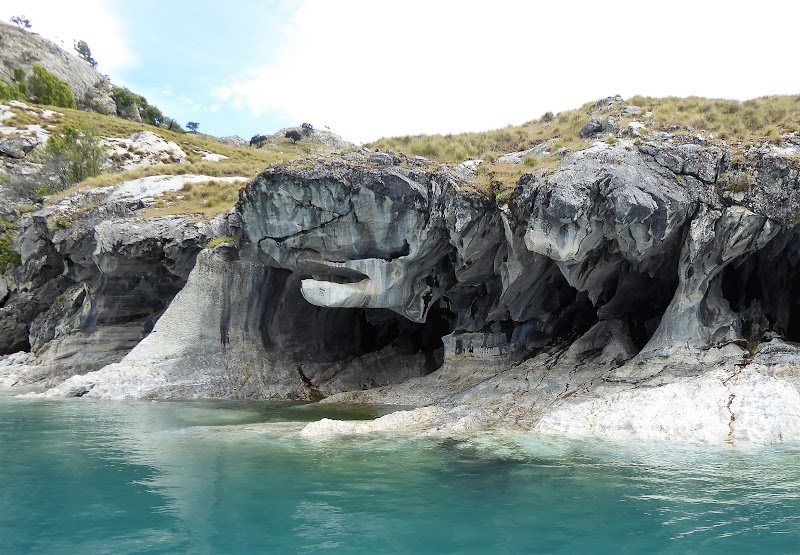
[10,15,31,30]
[141,105,165,127]
[36,124,107,191]
[186,121,199,133]
[164,118,184,133]
[285,130,302,143]
[74,40,98,69]
[12,68,27,97]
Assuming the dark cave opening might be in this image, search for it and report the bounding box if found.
[360,303,455,372]
[720,244,800,343]
[94,276,186,327]
[594,269,679,351]
[266,273,455,373]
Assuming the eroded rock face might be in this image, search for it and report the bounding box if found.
[0,174,236,382]
[239,160,455,323]
[8,131,800,443]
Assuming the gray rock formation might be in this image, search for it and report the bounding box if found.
[0,22,115,114]
[271,127,353,149]
[215,135,247,148]
[0,174,239,384]
[6,126,800,443]
[496,139,556,164]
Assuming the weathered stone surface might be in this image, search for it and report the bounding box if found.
[215,135,247,148]
[0,174,237,376]
[579,118,615,138]
[105,131,187,171]
[7,128,800,444]
[44,247,436,399]
[496,139,556,164]
[535,362,800,444]
[240,160,455,323]
[271,127,353,149]
[0,136,36,159]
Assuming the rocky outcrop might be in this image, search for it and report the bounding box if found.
[0,22,115,114]
[6,125,800,443]
[0,101,53,211]
[270,127,353,149]
[0,174,239,385]
[104,131,187,171]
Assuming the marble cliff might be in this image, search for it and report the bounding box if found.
[3,124,800,443]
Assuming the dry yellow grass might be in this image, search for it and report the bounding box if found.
[627,95,800,144]
[30,103,334,205]
[369,95,800,197]
[141,180,243,220]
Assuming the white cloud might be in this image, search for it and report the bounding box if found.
[215,0,800,143]
[0,0,136,76]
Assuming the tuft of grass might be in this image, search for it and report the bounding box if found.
[141,180,243,219]
[627,94,800,143]
[368,94,800,197]
[723,170,756,193]
[206,236,235,249]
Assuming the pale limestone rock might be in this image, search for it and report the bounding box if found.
[104,131,187,171]
[496,140,556,164]
[200,151,228,162]
[104,174,245,203]
[535,367,800,444]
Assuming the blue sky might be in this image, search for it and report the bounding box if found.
[104,0,297,139]
[3,1,800,143]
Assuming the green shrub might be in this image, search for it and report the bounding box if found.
[27,66,76,108]
[36,123,107,190]
[112,86,169,127]
[0,228,21,271]
[141,104,165,127]
[0,78,26,101]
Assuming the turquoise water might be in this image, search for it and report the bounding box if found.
[1,397,799,554]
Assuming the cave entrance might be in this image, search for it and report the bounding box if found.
[360,303,454,373]
[265,273,454,373]
[720,233,800,343]
[594,268,678,352]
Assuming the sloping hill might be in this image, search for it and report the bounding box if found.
[0,21,115,114]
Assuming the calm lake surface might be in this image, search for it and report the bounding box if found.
[1,395,799,554]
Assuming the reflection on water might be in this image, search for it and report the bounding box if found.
[1,398,799,554]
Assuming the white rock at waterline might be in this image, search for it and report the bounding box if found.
[535,368,800,444]
[299,406,483,437]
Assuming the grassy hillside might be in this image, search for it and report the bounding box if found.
[368,94,800,197]
[3,101,332,216]
[5,94,800,211]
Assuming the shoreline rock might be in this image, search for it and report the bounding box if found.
[4,131,800,445]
